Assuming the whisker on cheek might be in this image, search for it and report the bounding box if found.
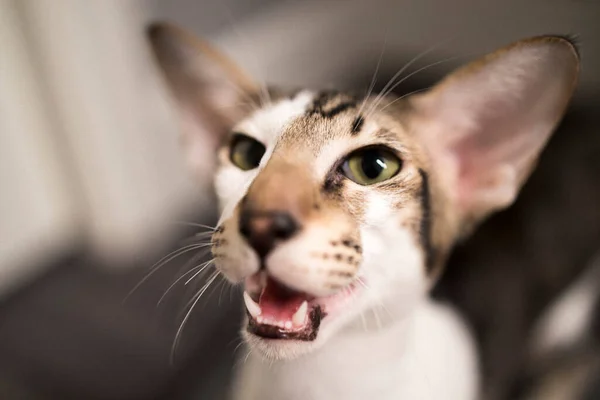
[354,34,388,123]
[171,270,220,364]
[232,338,246,356]
[172,220,217,231]
[184,259,216,285]
[156,259,214,306]
[217,275,232,306]
[371,308,383,330]
[123,243,211,302]
[356,279,369,290]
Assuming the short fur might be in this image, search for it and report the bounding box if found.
[148,22,579,400]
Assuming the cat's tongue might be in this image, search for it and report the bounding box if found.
[258,278,311,328]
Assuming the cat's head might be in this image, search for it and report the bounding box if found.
[148,22,579,360]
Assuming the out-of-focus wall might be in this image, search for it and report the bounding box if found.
[151,0,600,91]
[0,0,206,297]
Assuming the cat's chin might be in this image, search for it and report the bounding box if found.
[242,324,325,360]
[241,311,346,361]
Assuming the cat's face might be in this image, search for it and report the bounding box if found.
[212,90,438,358]
[148,23,579,360]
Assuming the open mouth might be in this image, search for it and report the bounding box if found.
[243,276,327,341]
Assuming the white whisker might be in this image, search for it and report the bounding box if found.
[213,100,259,111]
[233,339,246,356]
[363,36,460,123]
[355,34,388,118]
[218,275,229,306]
[224,80,262,113]
[194,231,216,237]
[184,259,215,285]
[156,259,213,306]
[176,246,213,274]
[172,220,216,230]
[368,56,459,118]
[360,310,369,333]
[219,4,270,108]
[372,307,383,330]
[123,243,207,302]
[356,278,369,290]
[171,271,220,364]
[229,282,238,303]
[364,42,446,120]
[244,348,253,364]
[378,87,431,112]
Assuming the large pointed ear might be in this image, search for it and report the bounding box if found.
[147,22,259,176]
[409,36,580,234]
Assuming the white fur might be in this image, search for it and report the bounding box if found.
[234,300,478,400]
[236,90,314,144]
[357,190,427,320]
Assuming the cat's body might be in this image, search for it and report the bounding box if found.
[148,23,579,399]
[234,300,477,400]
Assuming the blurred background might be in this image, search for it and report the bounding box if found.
[0,0,598,399]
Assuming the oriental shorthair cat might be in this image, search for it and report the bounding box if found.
[147,22,579,400]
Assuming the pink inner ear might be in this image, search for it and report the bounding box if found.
[431,103,555,219]
[413,40,578,220]
[446,80,561,214]
[179,103,222,179]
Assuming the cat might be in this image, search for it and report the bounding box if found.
[147,22,579,400]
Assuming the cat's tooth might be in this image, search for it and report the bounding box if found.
[243,291,261,319]
[292,301,308,327]
[285,321,292,330]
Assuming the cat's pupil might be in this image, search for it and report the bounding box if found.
[229,134,266,170]
[243,141,263,167]
[361,150,386,179]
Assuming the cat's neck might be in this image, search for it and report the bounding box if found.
[234,299,479,400]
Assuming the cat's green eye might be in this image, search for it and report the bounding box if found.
[341,147,402,185]
[229,134,266,171]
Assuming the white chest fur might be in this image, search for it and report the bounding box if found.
[233,299,479,400]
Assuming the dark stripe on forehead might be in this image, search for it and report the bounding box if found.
[307,91,336,114]
[418,169,436,272]
[311,90,339,105]
[308,91,358,119]
[324,101,356,118]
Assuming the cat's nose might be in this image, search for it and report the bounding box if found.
[239,210,299,259]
